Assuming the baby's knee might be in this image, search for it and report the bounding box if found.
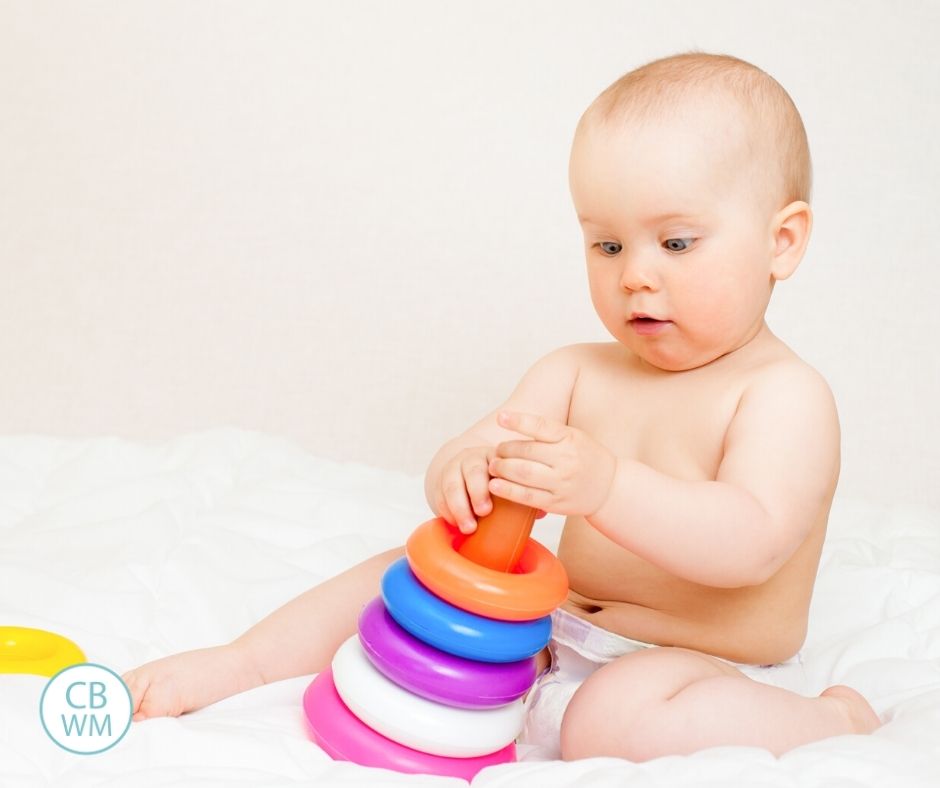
[559,647,722,760]
[558,661,648,760]
[559,685,640,760]
[559,689,599,760]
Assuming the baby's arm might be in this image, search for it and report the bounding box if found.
[424,344,580,530]
[231,546,406,683]
[588,362,839,588]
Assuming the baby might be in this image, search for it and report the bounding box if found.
[122,52,882,761]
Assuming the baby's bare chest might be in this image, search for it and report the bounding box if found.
[568,353,744,482]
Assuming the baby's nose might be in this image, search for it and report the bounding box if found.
[618,255,659,292]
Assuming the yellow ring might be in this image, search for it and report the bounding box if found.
[0,626,86,677]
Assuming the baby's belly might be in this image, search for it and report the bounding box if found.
[556,518,811,664]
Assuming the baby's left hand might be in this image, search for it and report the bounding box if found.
[488,411,617,517]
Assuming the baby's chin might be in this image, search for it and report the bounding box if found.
[623,341,731,373]
[639,354,719,373]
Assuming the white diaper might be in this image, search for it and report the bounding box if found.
[517,607,808,760]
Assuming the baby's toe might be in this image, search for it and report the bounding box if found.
[121,669,152,719]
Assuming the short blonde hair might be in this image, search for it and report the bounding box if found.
[580,52,812,210]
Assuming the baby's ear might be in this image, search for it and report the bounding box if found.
[770,200,813,281]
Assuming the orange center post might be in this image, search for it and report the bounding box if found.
[456,496,536,572]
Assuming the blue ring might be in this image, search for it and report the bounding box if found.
[380,557,551,663]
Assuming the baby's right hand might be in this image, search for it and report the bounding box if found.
[437,446,497,534]
[121,643,261,721]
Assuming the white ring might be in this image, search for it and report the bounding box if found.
[331,635,525,758]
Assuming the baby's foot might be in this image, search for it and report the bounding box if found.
[121,644,261,721]
[820,685,882,735]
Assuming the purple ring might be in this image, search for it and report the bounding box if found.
[358,596,537,709]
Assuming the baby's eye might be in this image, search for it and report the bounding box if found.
[663,238,694,253]
[598,241,622,256]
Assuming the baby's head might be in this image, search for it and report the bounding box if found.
[569,52,813,371]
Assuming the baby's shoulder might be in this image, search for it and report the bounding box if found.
[735,349,838,424]
[524,341,617,377]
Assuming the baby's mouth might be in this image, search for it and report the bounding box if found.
[629,314,670,325]
[628,315,672,335]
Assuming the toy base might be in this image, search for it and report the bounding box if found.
[303,669,516,780]
[332,635,524,757]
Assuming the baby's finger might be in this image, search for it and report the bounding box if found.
[437,498,456,528]
[498,411,567,443]
[487,477,550,511]
[462,454,493,520]
[441,467,477,533]
[122,671,147,718]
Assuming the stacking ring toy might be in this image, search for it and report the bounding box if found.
[303,496,567,777]
[331,636,525,758]
[0,626,85,677]
[303,668,515,780]
[358,596,536,708]
[381,557,551,662]
[406,517,568,620]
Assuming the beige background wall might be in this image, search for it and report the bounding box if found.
[2,1,939,507]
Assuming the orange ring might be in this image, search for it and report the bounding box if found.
[405,518,568,621]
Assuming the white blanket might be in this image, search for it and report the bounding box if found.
[1,428,939,786]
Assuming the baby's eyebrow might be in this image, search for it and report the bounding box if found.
[578,211,705,226]
[644,211,704,224]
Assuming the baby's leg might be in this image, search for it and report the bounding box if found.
[123,545,406,720]
[559,646,881,761]
[122,644,261,721]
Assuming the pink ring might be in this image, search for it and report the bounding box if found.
[303,669,515,780]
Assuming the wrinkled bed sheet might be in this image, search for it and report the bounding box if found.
[1,427,938,787]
